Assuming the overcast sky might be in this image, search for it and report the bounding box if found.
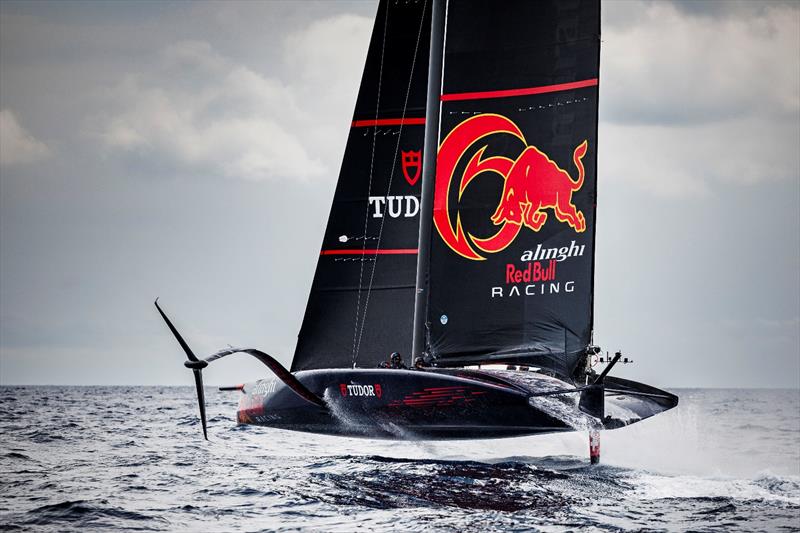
[0,0,797,388]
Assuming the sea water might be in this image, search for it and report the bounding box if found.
[1,386,797,532]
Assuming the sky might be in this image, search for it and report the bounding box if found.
[0,0,798,388]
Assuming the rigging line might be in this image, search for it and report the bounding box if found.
[355,0,428,363]
[351,2,390,368]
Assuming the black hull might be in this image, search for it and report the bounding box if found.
[236,368,677,440]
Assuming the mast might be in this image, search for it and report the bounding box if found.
[412,0,446,361]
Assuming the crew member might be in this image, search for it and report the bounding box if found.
[390,352,406,369]
[377,352,406,369]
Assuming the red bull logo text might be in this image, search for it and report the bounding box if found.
[493,258,575,298]
[434,113,589,260]
[506,260,557,284]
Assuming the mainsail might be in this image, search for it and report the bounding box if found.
[416,0,601,380]
[292,0,431,371]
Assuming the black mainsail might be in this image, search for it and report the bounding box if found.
[415,0,601,380]
[292,0,432,372]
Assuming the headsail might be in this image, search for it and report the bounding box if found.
[418,0,601,380]
[292,0,432,371]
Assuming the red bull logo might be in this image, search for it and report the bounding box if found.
[434,114,588,260]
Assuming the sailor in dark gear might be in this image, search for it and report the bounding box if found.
[377,352,406,369]
[390,352,407,369]
[413,356,429,370]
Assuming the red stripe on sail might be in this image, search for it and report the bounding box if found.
[440,78,599,102]
[320,249,418,256]
[351,118,426,127]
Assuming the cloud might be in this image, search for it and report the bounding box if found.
[599,114,799,197]
[665,0,799,20]
[603,1,799,126]
[282,14,373,173]
[96,13,372,183]
[0,109,50,166]
[285,14,372,85]
[600,1,800,197]
[98,40,330,181]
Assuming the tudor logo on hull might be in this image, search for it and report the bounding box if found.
[340,383,383,398]
[434,114,588,261]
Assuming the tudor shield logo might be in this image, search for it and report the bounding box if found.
[402,150,422,186]
[434,114,588,261]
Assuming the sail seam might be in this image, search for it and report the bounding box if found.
[312,284,416,294]
[321,249,418,256]
[354,0,428,365]
[352,118,425,128]
[441,78,598,102]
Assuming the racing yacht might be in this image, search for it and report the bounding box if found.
[157,0,678,464]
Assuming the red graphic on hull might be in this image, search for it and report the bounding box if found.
[388,386,487,408]
[237,393,265,424]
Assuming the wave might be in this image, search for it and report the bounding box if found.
[1,500,167,530]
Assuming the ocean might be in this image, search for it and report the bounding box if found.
[1,386,798,532]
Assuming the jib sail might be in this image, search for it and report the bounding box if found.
[291,0,431,371]
[417,0,601,379]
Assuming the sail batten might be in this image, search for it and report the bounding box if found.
[351,118,426,127]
